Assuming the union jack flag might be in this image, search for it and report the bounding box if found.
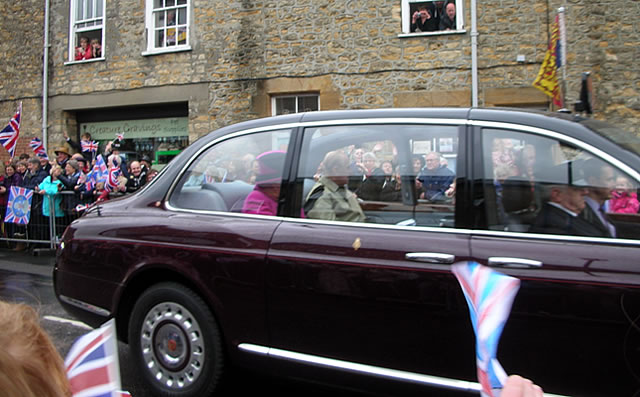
[115,132,124,141]
[105,166,121,192]
[4,186,33,225]
[452,262,520,397]
[29,137,49,159]
[0,102,22,159]
[65,319,126,397]
[81,140,99,153]
[85,155,108,191]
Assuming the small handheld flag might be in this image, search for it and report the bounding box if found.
[452,261,521,397]
[81,140,99,153]
[65,319,128,397]
[30,137,49,159]
[0,102,22,159]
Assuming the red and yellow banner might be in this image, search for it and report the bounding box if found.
[533,15,563,107]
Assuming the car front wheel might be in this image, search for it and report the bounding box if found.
[128,282,224,397]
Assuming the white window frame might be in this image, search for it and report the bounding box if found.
[399,0,465,37]
[143,0,191,56]
[68,0,106,63]
[271,94,320,116]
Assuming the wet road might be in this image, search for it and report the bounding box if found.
[0,251,382,397]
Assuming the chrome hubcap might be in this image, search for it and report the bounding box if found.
[140,302,205,389]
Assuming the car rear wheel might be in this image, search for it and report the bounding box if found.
[128,282,224,397]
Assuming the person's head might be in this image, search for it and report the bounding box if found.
[4,163,15,176]
[412,154,425,173]
[95,181,105,191]
[322,150,351,186]
[65,159,79,175]
[130,161,142,177]
[363,152,377,172]
[50,165,63,178]
[416,5,430,19]
[140,155,152,169]
[54,147,70,163]
[111,141,121,156]
[27,158,40,173]
[352,147,364,163]
[381,160,394,176]
[0,300,71,397]
[16,161,27,174]
[78,36,89,49]
[90,38,100,49]
[80,132,92,141]
[548,184,588,213]
[445,2,456,19]
[19,153,30,161]
[584,158,616,203]
[39,155,50,168]
[254,151,286,197]
[425,152,442,170]
[615,175,633,193]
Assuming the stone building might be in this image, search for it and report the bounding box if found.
[0,0,638,166]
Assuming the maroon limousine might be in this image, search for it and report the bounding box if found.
[55,108,640,397]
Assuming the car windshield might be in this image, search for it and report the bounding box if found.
[578,118,640,156]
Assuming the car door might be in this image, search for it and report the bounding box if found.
[164,128,295,354]
[262,121,480,389]
[470,124,640,397]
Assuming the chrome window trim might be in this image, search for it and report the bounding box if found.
[163,117,640,245]
[59,295,111,317]
[238,343,568,397]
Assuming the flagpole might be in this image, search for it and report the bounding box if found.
[558,7,568,108]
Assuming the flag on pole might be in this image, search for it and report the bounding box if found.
[0,102,22,159]
[452,262,521,397]
[533,15,563,107]
[4,186,33,224]
[29,137,49,159]
[64,319,126,397]
[81,140,99,153]
[115,132,124,141]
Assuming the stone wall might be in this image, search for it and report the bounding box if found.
[0,0,639,165]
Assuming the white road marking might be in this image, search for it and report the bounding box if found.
[43,315,93,330]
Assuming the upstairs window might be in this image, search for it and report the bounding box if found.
[145,0,190,54]
[400,0,465,36]
[272,94,319,116]
[69,0,105,62]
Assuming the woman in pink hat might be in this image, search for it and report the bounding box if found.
[241,151,286,216]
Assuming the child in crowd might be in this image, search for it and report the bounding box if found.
[609,175,639,213]
[93,181,109,203]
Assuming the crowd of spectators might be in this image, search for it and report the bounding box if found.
[0,132,159,251]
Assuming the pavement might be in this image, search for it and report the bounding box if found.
[0,247,56,277]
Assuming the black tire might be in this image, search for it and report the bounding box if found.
[128,282,224,397]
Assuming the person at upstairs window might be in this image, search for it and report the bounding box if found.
[305,150,365,222]
[90,38,102,58]
[608,174,639,214]
[410,4,438,33]
[74,36,93,61]
[439,1,457,30]
[417,151,455,201]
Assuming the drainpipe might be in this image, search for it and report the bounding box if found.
[470,0,478,107]
[42,0,50,151]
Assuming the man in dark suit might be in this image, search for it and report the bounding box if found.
[579,159,617,237]
[530,182,607,237]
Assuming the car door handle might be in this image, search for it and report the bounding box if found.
[405,253,455,264]
[488,257,543,268]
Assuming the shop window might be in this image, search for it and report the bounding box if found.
[144,0,190,54]
[400,0,464,35]
[272,94,319,116]
[69,0,105,62]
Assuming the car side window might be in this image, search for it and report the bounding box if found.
[169,129,292,215]
[297,124,460,227]
[482,128,640,239]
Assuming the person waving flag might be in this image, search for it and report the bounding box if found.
[0,102,22,159]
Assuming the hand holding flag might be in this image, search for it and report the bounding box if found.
[452,261,521,397]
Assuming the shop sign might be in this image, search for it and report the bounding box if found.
[80,117,188,140]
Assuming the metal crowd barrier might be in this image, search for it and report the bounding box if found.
[1,190,87,253]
